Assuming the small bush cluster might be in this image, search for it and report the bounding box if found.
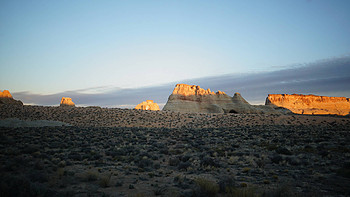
[99,174,112,188]
[194,177,219,197]
[85,170,98,181]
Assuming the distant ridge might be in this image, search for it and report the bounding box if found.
[266,94,350,116]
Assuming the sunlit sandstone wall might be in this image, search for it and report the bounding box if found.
[266,94,350,116]
[60,97,75,107]
[0,90,12,98]
[163,84,283,114]
[0,90,23,105]
[163,84,233,113]
[135,100,160,111]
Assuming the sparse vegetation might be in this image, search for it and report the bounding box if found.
[85,170,98,181]
[0,105,349,196]
[99,173,112,187]
[194,177,220,197]
[225,186,257,197]
[337,163,350,178]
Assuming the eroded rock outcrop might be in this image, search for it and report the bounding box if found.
[163,84,286,114]
[0,90,12,98]
[0,90,23,105]
[163,84,233,113]
[135,100,160,111]
[266,94,350,116]
[60,97,75,107]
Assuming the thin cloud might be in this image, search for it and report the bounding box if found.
[12,56,350,108]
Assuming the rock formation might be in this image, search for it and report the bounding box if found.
[0,90,12,98]
[266,94,350,116]
[163,84,287,114]
[60,97,75,107]
[163,84,232,113]
[135,100,160,111]
[0,90,23,105]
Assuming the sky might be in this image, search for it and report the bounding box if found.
[13,56,350,107]
[1,0,350,106]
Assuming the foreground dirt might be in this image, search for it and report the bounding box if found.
[0,105,349,196]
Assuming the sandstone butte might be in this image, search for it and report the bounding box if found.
[60,97,75,107]
[135,100,160,111]
[163,84,286,114]
[0,90,12,98]
[0,90,23,105]
[266,94,350,116]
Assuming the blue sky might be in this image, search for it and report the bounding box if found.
[1,0,350,97]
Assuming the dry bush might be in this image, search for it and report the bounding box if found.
[99,173,112,188]
[85,170,98,182]
[194,177,219,197]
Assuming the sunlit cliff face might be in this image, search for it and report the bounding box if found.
[60,97,75,107]
[0,90,23,105]
[163,84,267,113]
[266,94,350,116]
[172,84,226,96]
[0,90,13,98]
[135,100,160,111]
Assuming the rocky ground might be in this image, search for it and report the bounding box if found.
[0,105,349,196]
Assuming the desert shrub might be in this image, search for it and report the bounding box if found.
[153,162,161,169]
[85,170,98,181]
[159,148,169,154]
[337,162,350,178]
[200,156,220,168]
[28,170,48,183]
[148,172,155,178]
[194,177,219,197]
[242,167,251,173]
[0,174,55,197]
[99,174,112,188]
[262,184,293,197]
[153,186,165,196]
[180,154,191,162]
[178,161,191,170]
[169,157,180,166]
[225,186,257,197]
[115,180,123,187]
[218,176,235,193]
[174,175,192,189]
[131,193,143,197]
[58,160,66,168]
[57,168,65,179]
[137,158,153,169]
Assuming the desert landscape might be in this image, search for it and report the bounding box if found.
[1,1,350,196]
[1,87,350,197]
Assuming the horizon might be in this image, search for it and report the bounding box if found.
[6,55,350,108]
[1,1,350,107]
